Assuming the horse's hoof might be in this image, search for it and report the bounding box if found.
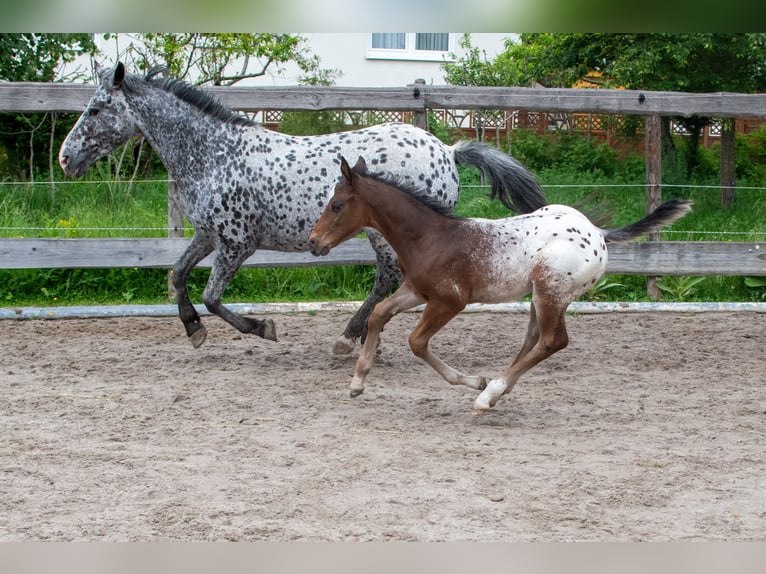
[332,336,355,355]
[189,326,208,348]
[262,319,277,342]
[349,388,364,398]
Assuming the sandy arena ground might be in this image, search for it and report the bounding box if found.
[1,308,764,541]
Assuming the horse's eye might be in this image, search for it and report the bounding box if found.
[331,201,343,213]
[87,108,100,117]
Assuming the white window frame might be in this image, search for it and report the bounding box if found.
[367,33,455,63]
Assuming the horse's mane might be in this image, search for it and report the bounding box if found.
[361,169,457,218]
[120,66,258,128]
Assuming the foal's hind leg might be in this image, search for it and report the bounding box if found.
[172,232,215,348]
[513,302,540,364]
[202,247,277,342]
[474,297,569,413]
[334,230,401,354]
[349,284,424,397]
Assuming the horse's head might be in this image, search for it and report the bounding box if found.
[59,62,138,177]
[308,156,369,257]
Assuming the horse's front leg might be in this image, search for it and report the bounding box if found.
[349,284,424,397]
[202,246,277,342]
[172,233,215,348]
[334,230,401,354]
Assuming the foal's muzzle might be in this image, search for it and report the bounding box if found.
[308,237,331,257]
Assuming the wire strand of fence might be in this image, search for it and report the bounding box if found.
[2,181,765,191]
[2,181,764,237]
[3,227,766,239]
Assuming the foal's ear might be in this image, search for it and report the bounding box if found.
[351,156,367,175]
[340,155,366,184]
[340,156,353,183]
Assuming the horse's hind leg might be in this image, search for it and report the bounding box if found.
[474,294,569,413]
[202,248,277,342]
[349,284,424,397]
[172,233,215,348]
[334,230,401,354]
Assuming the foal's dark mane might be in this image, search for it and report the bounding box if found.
[119,66,258,127]
[360,169,458,218]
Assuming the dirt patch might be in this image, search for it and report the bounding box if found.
[1,309,764,541]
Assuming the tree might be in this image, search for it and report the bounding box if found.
[520,33,766,205]
[0,33,97,181]
[114,33,339,87]
[449,33,766,205]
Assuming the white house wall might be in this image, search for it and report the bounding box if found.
[82,33,512,87]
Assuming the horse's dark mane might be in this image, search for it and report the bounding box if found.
[361,170,457,218]
[121,67,258,127]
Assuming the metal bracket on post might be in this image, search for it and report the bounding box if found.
[411,78,427,130]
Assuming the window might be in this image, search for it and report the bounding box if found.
[368,33,453,62]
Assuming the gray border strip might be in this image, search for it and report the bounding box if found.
[2,301,766,320]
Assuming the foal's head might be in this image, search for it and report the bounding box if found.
[309,156,370,257]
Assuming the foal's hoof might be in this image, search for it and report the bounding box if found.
[471,403,491,416]
[332,335,355,355]
[472,395,493,414]
[349,388,364,398]
[189,326,208,348]
[262,319,277,342]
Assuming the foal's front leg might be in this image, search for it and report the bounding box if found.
[408,300,487,391]
[349,284,425,397]
[334,229,401,355]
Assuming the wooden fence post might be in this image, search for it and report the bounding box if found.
[720,118,736,207]
[412,78,427,131]
[167,179,184,300]
[645,114,662,299]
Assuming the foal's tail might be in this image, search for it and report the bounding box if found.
[452,140,547,214]
[603,199,693,243]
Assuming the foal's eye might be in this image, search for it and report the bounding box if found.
[331,201,343,213]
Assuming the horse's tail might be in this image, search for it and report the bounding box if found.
[452,140,547,214]
[602,199,693,243]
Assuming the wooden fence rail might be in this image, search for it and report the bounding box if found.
[1,238,764,276]
[1,82,765,279]
[2,82,766,117]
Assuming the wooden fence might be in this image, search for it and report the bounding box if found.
[1,81,765,280]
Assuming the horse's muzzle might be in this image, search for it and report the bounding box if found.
[58,151,89,178]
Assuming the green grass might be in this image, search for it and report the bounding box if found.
[0,179,173,238]
[1,133,765,306]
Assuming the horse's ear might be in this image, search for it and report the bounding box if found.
[112,62,126,89]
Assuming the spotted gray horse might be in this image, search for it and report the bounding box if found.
[59,62,547,353]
